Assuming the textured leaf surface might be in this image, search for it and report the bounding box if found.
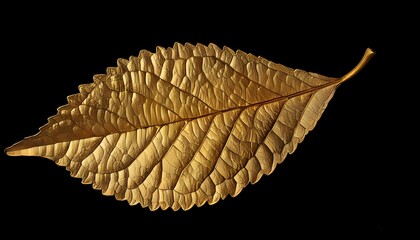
[5,43,374,210]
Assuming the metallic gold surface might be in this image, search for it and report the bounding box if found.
[5,43,374,210]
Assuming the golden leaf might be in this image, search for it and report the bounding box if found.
[5,43,374,211]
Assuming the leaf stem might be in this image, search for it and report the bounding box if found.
[338,48,375,83]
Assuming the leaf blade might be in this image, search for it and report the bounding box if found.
[5,43,374,210]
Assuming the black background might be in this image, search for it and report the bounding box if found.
[0,3,414,238]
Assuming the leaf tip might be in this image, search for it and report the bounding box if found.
[4,144,21,157]
[4,135,44,158]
